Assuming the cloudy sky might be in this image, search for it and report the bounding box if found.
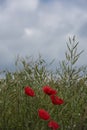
[0,0,87,71]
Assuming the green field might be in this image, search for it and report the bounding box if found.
[0,36,87,130]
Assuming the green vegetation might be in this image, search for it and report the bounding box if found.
[0,36,87,130]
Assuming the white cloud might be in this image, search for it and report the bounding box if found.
[24,28,41,37]
[7,0,39,12]
[24,28,35,36]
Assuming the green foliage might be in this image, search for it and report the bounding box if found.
[0,36,87,130]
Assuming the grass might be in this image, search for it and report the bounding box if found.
[0,36,87,130]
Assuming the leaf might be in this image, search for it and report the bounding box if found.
[73,42,79,50]
[69,37,72,44]
[66,43,71,52]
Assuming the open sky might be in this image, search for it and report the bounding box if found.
[0,0,87,71]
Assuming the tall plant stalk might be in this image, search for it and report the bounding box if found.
[57,36,84,87]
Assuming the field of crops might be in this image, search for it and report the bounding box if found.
[0,37,87,130]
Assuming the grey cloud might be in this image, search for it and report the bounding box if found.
[0,0,6,6]
[78,22,87,37]
[0,0,87,71]
[59,0,87,10]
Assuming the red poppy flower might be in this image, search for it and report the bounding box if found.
[38,109,50,120]
[24,86,35,97]
[42,86,57,95]
[48,120,60,130]
[50,95,64,105]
